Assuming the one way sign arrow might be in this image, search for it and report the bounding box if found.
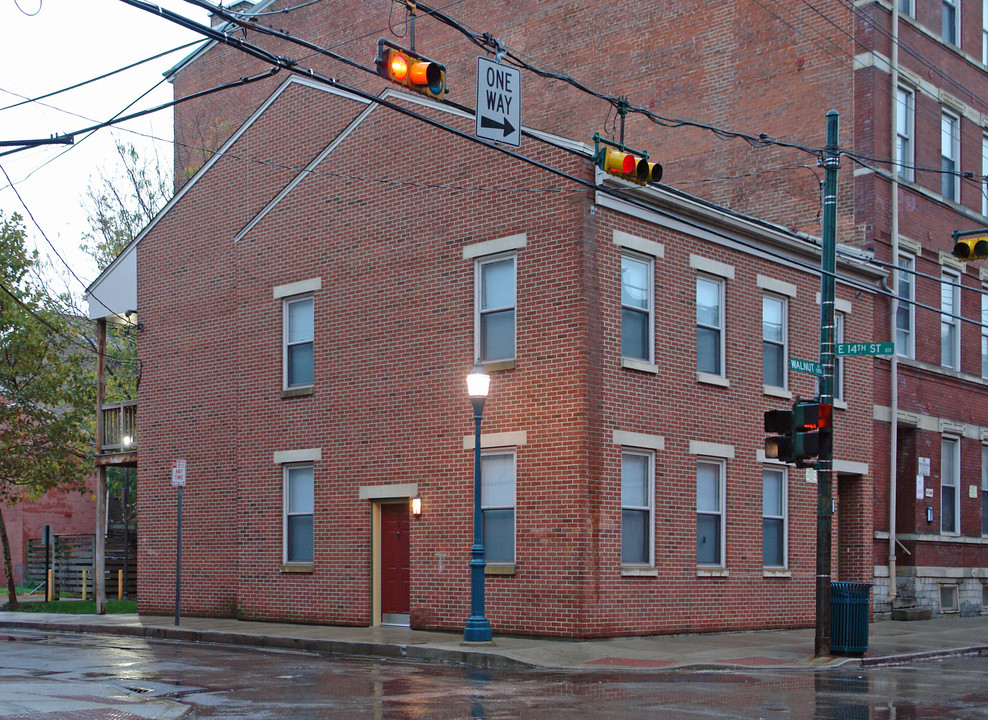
[480,115,515,138]
[475,56,521,147]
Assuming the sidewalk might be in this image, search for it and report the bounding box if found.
[1,610,986,672]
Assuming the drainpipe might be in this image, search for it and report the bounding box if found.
[888,1,901,605]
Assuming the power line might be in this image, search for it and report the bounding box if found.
[0,40,204,113]
[159,0,988,336]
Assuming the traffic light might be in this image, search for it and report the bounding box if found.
[764,399,833,467]
[602,147,663,186]
[375,39,447,100]
[951,235,988,261]
[764,407,795,464]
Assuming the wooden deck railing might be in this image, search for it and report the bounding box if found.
[100,400,137,452]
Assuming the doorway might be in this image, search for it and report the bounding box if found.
[379,502,410,626]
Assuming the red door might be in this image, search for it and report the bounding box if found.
[380,503,410,617]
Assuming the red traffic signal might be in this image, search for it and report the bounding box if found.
[602,146,662,186]
[764,399,833,467]
[376,39,447,101]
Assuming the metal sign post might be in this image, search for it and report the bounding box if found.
[171,459,187,626]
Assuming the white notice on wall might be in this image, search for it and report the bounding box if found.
[918,457,931,476]
[916,474,924,500]
[171,459,187,487]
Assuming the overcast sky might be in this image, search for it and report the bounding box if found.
[0,0,211,292]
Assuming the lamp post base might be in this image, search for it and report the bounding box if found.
[463,616,493,644]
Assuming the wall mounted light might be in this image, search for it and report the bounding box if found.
[411,497,422,516]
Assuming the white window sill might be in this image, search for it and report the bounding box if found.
[481,359,515,372]
[696,567,729,578]
[622,357,659,373]
[280,563,314,574]
[621,566,658,577]
[281,386,314,399]
[763,385,792,400]
[833,399,848,410]
[485,564,515,575]
[697,371,729,388]
[763,568,791,578]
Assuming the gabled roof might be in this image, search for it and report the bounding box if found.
[164,0,273,80]
[87,71,883,320]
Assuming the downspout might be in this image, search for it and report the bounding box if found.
[888,1,901,604]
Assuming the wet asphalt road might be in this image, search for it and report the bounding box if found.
[1,629,987,719]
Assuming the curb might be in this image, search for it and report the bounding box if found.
[0,618,540,672]
[2,617,983,673]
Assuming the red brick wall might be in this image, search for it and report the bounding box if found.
[0,477,97,587]
[138,74,877,634]
[171,0,857,236]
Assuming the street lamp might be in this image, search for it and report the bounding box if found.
[463,361,493,644]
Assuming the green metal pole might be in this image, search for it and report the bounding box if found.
[816,110,839,658]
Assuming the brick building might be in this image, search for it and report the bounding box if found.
[88,64,884,635]
[87,0,988,628]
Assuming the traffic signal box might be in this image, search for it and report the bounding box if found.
[375,39,447,101]
[594,135,662,186]
[764,399,833,468]
[951,234,988,262]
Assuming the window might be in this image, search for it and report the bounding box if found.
[982,287,988,378]
[982,445,988,536]
[696,276,725,376]
[284,464,314,563]
[984,0,988,65]
[899,0,913,15]
[941,271,960,370]
[621,451,653,565]
[943,0,959,46]
[481,451,515,563]
[941,437,960,535]
[896,254,915,357]
[476,255,516,363]
[621,253,653,362]
[284,295,314,389]
[941,112,960,202]
[697,460,724,566]
[762,295,787,388]
[983,133,988,216]
[763,467,787,567]
[895,87,915,182]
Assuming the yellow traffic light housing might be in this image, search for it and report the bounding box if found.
[376,39,447,101]
[951,233,988,261]
[594,135,662,186]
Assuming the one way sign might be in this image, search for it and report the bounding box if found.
[476,57,521,147]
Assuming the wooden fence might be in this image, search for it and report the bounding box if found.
[26,533,137,598]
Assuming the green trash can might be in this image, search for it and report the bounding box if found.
[830,581,872,656]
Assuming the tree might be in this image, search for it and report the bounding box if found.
[81,140,170,272]
[0,212,93,608]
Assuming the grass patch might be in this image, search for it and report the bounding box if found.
[3,599,137,614]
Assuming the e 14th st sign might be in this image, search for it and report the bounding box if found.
[475,57,521,147]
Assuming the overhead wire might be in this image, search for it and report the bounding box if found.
[0,40,204,113]
[172,0,988,335]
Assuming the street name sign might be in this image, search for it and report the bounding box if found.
[476,57,521,147]
[835,342,894,357]
[789,357,823,376]
[171,459,187,487]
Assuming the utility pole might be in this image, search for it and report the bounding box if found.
[815,110,840,657]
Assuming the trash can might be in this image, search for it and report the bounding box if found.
[830,581,872,656]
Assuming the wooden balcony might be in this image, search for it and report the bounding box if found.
[97,400,137,465]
